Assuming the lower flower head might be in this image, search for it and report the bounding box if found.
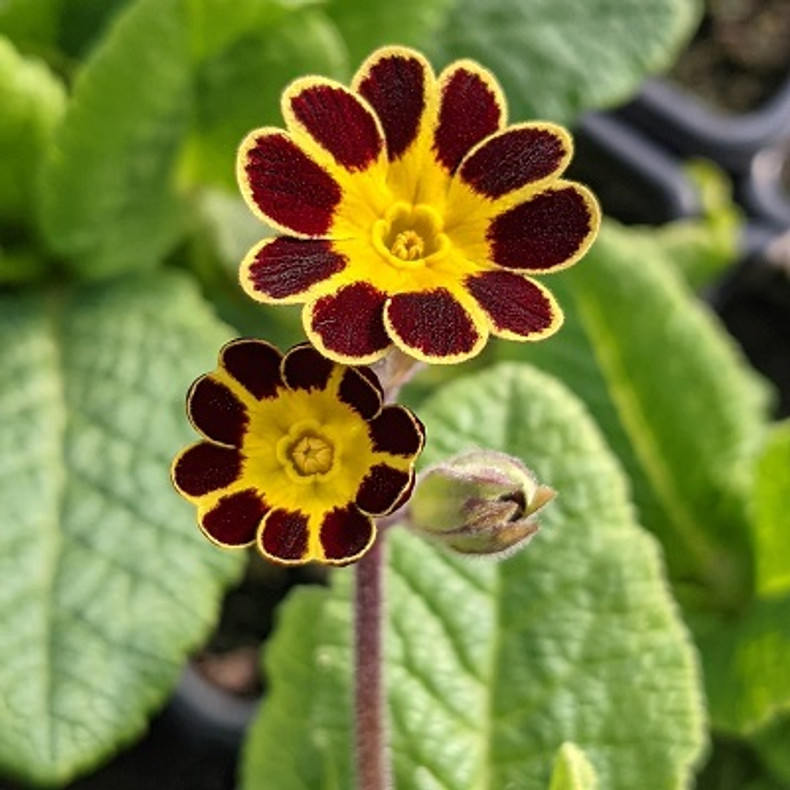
[171,340,424,565]
[237,46,600,365]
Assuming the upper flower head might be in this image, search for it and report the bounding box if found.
[236,46,600,365]
[171,340,424,565]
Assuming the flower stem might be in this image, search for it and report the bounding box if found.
[354,531,391,790]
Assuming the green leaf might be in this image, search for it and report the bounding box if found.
[499,221,771,612]
[186,0,317,62]
[753,421,790,598]
[432,0,701,123]
[752,715,790,786]
[39,0,192,279]
[325,0,453,67]
[0,0,60,52]
[549,743,599,790]
[700,595,790,733]
[0,271,242,785]
[0,36,65,224]
[184,8,347,191]
[242,364,705,790]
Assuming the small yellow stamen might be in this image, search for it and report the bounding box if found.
[290,433,334,476]
[391,230,425,261]
[372,202,450,269]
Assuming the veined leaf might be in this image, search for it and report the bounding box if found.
[433,0,701,124]
[242,364,705,790]
[500,221,771,612]
[0,272,242,784]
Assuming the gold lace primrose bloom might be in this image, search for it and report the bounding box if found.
[171,340,424,565]
[237,46,600,364]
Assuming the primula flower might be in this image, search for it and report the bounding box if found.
[237,45,600,365]
[171,340,424,565]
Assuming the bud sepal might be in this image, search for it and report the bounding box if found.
[409,450,556,559]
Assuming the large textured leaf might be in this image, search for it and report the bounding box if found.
[325,0,453,67]
[242,364,704,790]
[499,221,771,612]
[0,36,65,224]
[39,0,191,279]
[433,0,700,123]
[753,421,790,598]
[0,272,242,784]
[185,8,347,191]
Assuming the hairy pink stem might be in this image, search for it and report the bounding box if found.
[354,530,391,790]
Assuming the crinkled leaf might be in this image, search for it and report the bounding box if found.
[39,0,191,279]
[184,8,347,190]
[0,272,242,785]
[433,0,700,124]
[550,743,599,790]
[499,220,771,612]
[242,364,705,790]
[753,421,790,598]
[700,595,790,734]
[326,0,453,67]
[0,36,65,224]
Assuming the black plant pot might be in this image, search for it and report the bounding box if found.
[618,75,790,175]
[741,139,790,229]
[710,225,790,417]
[569,111,701,225]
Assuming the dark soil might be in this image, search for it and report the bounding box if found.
[670,0,790,112]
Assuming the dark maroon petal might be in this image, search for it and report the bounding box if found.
[241,132,341,236]
[391,473,416,513]
[259,509,310,562]
[433,67,502,173]
[385,289,482,359]
[173,443,242,497]
[246,238,346,300]
[309,283,390,361]
[338,366,382,419]
[356,464,413,516]
[466,271,556,336]
[319,506,375,564]
[201,489,267,546]
[368,405,424,457]
[488,186,594,271]
[220,339,283,400]
[289,83,383,171]
[458,127,568,199]
[356,51,427,160]
[188,377,248,446]
[282,343,334,391]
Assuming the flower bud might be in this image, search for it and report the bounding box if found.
[410,450,555,558]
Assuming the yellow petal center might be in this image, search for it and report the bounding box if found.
[372,202,450,269]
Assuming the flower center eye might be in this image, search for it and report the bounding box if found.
[373,202,449,269]
[289,432,334,476]
[391,230,424,261]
